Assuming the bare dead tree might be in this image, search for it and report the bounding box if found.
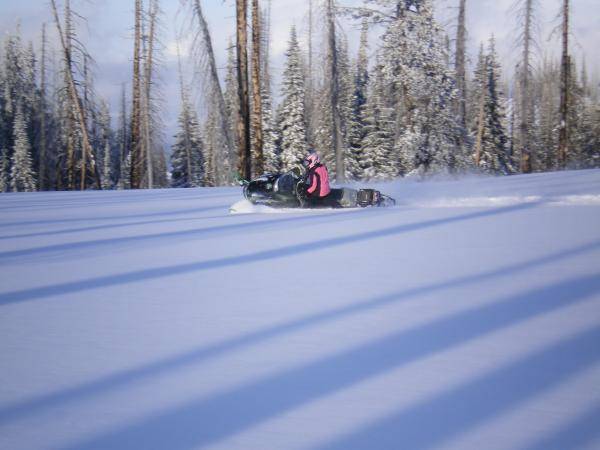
[118,83,129,189]
[142,0,158,189]
[474,62,487,167]
[557,0,569,168]
[64,0,75,189]
[130,0,143,189]
[81,54,89,188]
[455,0,467,134]
[50,0,100,190]
[251,0,263,175]
[190,0,234,183]
[327,0,345,182]
[39,23,48,190]
[516,0,536,173]
[236,0,251,180]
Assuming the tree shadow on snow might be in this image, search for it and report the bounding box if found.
[520,403,600,450]
[312,326,600,450]
[0,203,536,298]
[1,241,597,427]
[0,204,230,229]
[49,273,600,450]
[0,206,392,265]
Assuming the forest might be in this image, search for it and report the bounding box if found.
[0,0,599,193]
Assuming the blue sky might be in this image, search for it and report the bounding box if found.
[1,0,599,146]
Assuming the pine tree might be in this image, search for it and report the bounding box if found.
[278,27,307,172]
[557,0,570,169]
[346,19,370,181]
[580,102,600,168]
[10,103,36,192]
[259,4,278,173]
[337,36,355,178]
[102,138,112,190]
[2,27,37,169]
[360,63,395,181]
[565,59,588,169]
[0,149,9,192]
[472,37,512,174]
[261,83,279,173]
[171,97,205,188]
[379,0,461,176]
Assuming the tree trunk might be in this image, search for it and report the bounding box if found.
[130,0,143,189]
[81,55,89,190]
[519,0,533,173]
[39,23,47,191]
[251,0,263,175]
[327,0,344,182]
[236,0,251,181]
[64,0,75,190]
[143,0,158,189]
[557,0,569,168]
[50,0,100,190]
[119,84,128,189]
[474,75,486,167]
[455,0,467,133]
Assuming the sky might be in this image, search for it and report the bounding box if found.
[1,0,599,147]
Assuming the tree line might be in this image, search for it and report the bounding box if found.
[1,0,599,192]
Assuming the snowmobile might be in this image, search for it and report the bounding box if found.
[240,169,396,209]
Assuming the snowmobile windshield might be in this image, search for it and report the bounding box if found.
[274,172,297,196]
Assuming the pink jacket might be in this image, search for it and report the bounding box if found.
[306,164,331,198]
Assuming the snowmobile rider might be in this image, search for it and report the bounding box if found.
[302,151,331,203]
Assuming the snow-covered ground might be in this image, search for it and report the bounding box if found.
[1,170,600,450]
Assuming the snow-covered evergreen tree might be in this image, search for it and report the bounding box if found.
[313,84,336,175]
[379,0,462,176]
[346,19,370,180]
[361,63,395,181]
[0,149,9,192]
[565,59,588,169]
[10,103,36,192]
[261,83,279,173]
[171,95,205,188]
[337,36,354,172]
[533,58,559,172]
[278,27,307,171]
[472,37,513,175]
[102,139,112,190]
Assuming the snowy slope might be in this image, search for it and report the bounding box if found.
[1,170,600,450]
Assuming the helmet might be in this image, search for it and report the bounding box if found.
[303,152,320,169]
